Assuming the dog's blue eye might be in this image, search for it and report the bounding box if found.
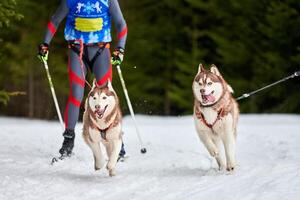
[207,82,212,86]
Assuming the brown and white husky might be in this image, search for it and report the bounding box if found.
[82,80,122,176]
[193,64,239,171]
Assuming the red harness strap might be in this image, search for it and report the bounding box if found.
[90,113,119,141]
[97,123,114,141]
[195,106,225,129]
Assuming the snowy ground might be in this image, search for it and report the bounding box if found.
[0,114,300,200]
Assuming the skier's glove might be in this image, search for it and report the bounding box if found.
[111,48,125,66]
[37,43,49,62]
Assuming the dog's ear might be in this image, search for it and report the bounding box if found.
[92,79,98,88]
[107,79,114,91]
[210,64,221,76]
[227,84,234,93]
[197,63,205,74]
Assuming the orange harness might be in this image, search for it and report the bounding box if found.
[90,116,113,141]
[195,93,232,130]
[195,106,225,129]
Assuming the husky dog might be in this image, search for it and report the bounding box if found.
[193,64,239,171]
[82,80,122,176]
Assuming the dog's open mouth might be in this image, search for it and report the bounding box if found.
[94,105,108,119]
[202,91,215,104]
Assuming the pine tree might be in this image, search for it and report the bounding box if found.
[0,0,23,105]
[189,0,300,113]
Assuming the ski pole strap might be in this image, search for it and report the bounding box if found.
[236,70,300,101]
[38,53,48,63]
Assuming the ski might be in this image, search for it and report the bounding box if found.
[50,154,74,165]
[51,154,128,165]
[118,155,129,162]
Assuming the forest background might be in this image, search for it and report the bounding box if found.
[0,0,299,120]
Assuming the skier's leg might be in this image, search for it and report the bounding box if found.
[60,47,87,156]
[90,46,112,85]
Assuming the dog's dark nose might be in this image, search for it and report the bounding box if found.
[95,105,100,110]
[200,89,205,94]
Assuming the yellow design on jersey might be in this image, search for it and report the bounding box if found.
[75,18,103,32]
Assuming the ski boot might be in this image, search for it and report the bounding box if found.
[59,129,75,157]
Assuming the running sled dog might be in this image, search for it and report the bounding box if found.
[193,64,239,171]
[82,80,122,176]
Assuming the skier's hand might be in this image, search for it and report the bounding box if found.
[37,43,49,62]
[111,48,124,66]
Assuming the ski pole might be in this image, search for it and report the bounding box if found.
[116,65,147,154]
[41,58,65,130]
[236,70,300,101]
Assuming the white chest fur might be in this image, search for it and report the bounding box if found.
[95,118,109,129]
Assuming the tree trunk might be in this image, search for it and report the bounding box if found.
[28,66,34,118]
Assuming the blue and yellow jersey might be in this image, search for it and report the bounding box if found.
[65,0,111,43]
[44,0,127,48]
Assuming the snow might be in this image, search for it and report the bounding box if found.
[0,114,300,200]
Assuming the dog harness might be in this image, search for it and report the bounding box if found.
[195,106,225,129]
[195,93,233,130]
[90,113,119,141]
[65,0,111,44]
[99,124,112,141]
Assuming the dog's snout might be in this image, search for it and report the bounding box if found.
[95,105,100,110]
[200,89,205,94]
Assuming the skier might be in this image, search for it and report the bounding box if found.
[38,0,127,159]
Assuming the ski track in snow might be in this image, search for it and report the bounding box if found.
[0,114,300,200]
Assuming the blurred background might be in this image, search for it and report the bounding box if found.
[0,0,299,120]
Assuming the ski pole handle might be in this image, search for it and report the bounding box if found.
[42,60,65,131]
[116,65,147,154]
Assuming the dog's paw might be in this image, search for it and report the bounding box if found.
[109,169,116,177]
[217,163,226,171]
[106,162,114,171]
[226,162,236,172]
[94,160,105,171]
[208,149,219,157]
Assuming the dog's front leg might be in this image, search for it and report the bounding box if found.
[212,137,225,170]
[88,128,105,171]
[90,142,105,171]
[106,139,122,177]
[221,116,236,171]
[198,130,219,158]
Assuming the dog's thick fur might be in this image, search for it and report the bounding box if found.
[82,80,122,176]
[193,64,239,171]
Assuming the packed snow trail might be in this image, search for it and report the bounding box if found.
[0,115,300,200]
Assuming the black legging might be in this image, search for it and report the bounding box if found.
[64,44,112,129]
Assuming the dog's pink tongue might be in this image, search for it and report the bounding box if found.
[97,107,106,115]
[207,94,215,102]
[203,94,215,103]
